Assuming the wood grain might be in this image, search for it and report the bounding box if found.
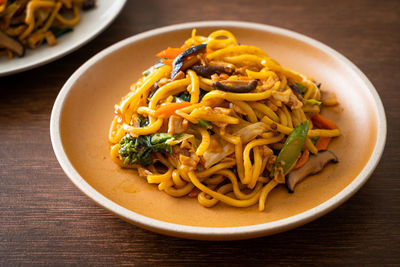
[1,0,399,265]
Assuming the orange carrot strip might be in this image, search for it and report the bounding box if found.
[219,73,229,80]
[156,47,185,59]
[311,114,337,130]
[154,102,191,117]
[315,137,331,150]
[239,76,251,80]
[180,44,190,50]
[203,48,214,58]
[294,149,309,169]
[161,58,174,66]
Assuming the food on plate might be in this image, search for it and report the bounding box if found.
[0,0,96,59]
[108,29,340,211]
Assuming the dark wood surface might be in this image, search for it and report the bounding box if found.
[1,0,399,265]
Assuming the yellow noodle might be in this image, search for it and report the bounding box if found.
[194,126,211,156]
[202,81,279,102]
[214,127,241,145]
[55,5,80,27]
[19,1,56,40]
[232,101,258,122]
[189,171,262,208]
[158,179,174,191]
[207,29,237,50]
[249,102,280,122]
[109,117,126,144]
[40,2,62,33]
[282,105,293,128]
[196,160,236,178]
[147,168,173,184]
[224,54,264,67]
[175,109,198,124]
[207,45,268,61]
[150,77,190,109]
[198,184,233,208]
[278,109,287,126]
[261,116,340,137]
[305,137,319,155]
[121,118,163,136]
[243,135,284,184]
[172,170,186,188]
[119,66,171,115]
[249,146,262,189]
[164,183,194,197]
[246,69,278,80]
[187,70,200,103]
[204,175,226,185]
[259,180,278,211]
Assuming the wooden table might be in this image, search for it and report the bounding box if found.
[1,0,399,265]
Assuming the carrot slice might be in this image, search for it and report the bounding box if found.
[161,58,174,66]
[203,48,214,58]
[154,102,192,117]
[294,149,309,169]
[180,44,190,50]
[156,47,185,59]
[311,114,337,130]
[219,73,229,80]
[315,137,331,150]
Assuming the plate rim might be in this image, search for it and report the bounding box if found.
[0,0,127,77]
[50,20,387,240]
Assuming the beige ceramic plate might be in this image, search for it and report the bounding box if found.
[50,21,386,240]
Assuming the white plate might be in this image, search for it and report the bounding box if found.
[0,0,126,77]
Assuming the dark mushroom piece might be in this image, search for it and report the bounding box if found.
[191,65,234,78]
[212,79,258,93]
[82,0,96,10]
[289,84,304,101]
[170,43,206,79]
[286,150,338,193]
[0,30,25,57]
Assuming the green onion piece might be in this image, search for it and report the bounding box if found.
[197,119,212,129]
[304,99,322,105]
[295,83,307,93]
[272,121,309,181]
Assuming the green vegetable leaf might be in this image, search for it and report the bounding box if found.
[309,136,320,144]
[304,99,322,105]
[151,133,174,144]
[151,143,173,154]
[175,89,207,103]
[199,89,208,101]
[118,133,174,167]
[137,115,149,127]
[174,97,186,103]
[136,148,153,166]
[272,121,309,181]
[49,27,73,38]
[295,83,307,93]
[154,60,165,69]
[197,119,212,129]
[176,91,191,102]
[142,60,166,76]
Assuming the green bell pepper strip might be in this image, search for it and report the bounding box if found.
[272,121,309,183]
